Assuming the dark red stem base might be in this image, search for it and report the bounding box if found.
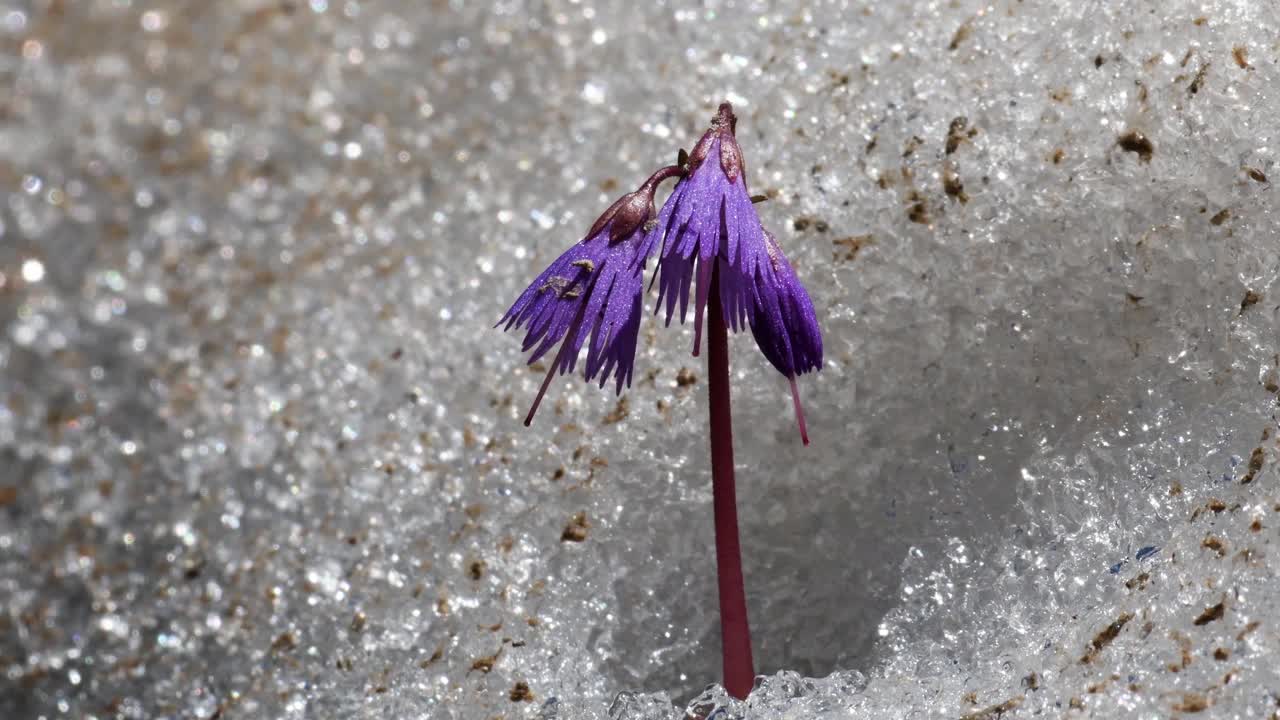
[706,267,755,700]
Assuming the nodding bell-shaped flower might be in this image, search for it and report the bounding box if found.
[745,231,823,444]
[497,165,685,425]
[647,103,823,443]
[649,103,763,354]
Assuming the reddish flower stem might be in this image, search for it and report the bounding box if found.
[705,266,755,700]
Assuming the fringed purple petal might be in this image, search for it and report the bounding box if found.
[580,235,647,381]
[717,255,749,332]
[661,139,727,261]
[591,292,642,394]
[715,188,767,333]
[720,175,745,268]
[499,218,662,421]
[655,249,694,326]
[497,243,602,365]
[652,137,767,346]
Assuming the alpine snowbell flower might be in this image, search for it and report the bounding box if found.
[498,165,684,425]
[498,101,827,701]
[650,103,823,442]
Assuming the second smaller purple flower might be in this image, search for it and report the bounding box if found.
[498,165,684,425]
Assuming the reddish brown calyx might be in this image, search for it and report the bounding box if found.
[714,102,738,133]
[687,101,746,185]
[584,165,686,243]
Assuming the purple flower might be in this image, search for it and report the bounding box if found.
[498,165,684,425]
[651,103,762,353]
[747,231,823,443]
[649,103,823,442]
